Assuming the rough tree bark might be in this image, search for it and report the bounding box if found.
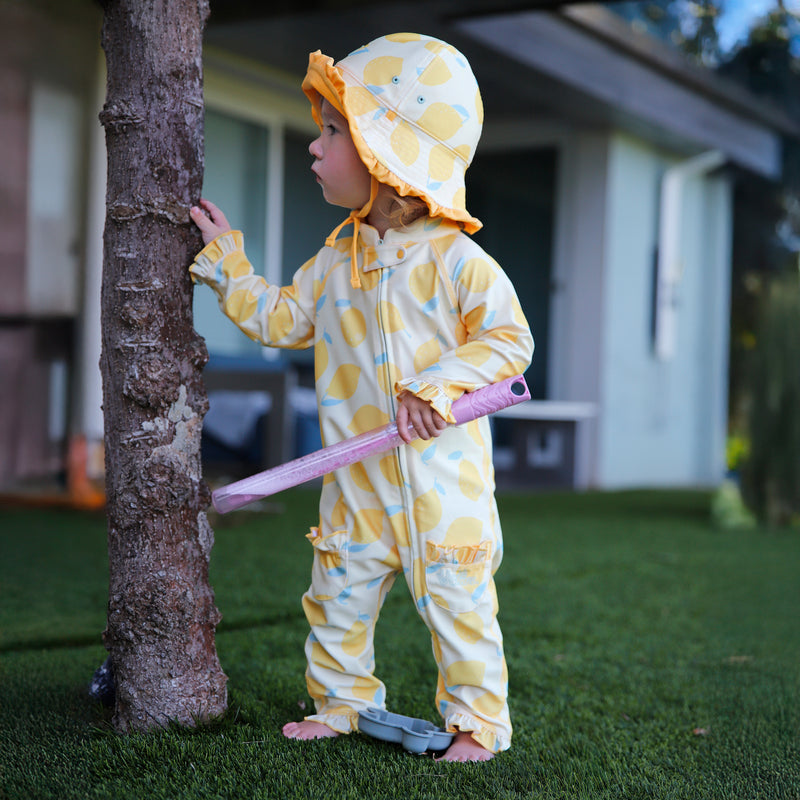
[99,0,227,732]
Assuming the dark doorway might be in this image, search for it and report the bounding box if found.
[468,148,556,399]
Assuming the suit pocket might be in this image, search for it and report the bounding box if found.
[306,528,349,601]
[425,541,491,613]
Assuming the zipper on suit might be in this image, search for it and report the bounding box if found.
[376,262,420,580]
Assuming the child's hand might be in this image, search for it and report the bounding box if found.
[395,392,449,443]
[190,199,232,245]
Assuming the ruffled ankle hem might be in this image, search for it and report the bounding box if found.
[445,712,511,754]
[304,712,360,734]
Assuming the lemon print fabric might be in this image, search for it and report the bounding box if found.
[190,213,532,752]
[321,363,361,406]
[303,33,484,233]
[340,306,366,347]
[190,36,533,745]
[341,35,482,229]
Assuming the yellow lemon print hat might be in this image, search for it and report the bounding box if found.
[303,32,484,234]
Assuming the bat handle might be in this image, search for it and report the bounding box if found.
[451,374,530,424]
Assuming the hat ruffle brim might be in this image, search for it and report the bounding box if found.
[302,51,482,234]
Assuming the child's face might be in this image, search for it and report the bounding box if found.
[309,100,372,211]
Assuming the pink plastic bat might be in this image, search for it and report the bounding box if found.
[211,374,530,513]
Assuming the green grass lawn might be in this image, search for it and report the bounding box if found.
[1,489,799,799]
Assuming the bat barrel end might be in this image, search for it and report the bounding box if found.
[211,489,255,515]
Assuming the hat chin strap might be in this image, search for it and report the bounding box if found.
[324,176,380,289]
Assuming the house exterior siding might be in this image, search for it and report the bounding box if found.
[0,1,779,495]
[598,133,732,487]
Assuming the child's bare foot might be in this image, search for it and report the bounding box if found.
[434,731,495,762]
[282,720,339,740]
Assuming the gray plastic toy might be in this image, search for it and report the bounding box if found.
[357,708,455,754]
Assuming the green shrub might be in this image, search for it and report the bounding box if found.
[740,274,800,525]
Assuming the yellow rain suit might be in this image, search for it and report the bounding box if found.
[190,32,534,753]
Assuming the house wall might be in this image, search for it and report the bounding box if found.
[549,131,611,485]
[674,168,732,484]
[0,6,740,492]
[0,1,101,488]
[195,57,343,364]
[598,133,732,487]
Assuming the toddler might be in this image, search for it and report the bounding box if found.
[190,32,533,761]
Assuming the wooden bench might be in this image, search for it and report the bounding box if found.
[492,400,597,489]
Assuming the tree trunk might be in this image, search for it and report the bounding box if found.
[99,0,227,732]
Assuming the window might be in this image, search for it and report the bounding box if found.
[193,110,342,361]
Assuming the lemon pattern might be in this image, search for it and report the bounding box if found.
[191,32,534,754]
[191,214,532,752]
[303,33,485,232]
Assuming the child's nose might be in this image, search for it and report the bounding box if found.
[309,136,322,158]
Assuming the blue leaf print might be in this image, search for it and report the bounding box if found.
[452,104,470,121]
[323,330,333,344]
[214,263,224,283]
[335,298,351,308]
[374,352,388,366]
[448,451,463,460]
[434,478,446,495]
[336,586,352,603]
[471,580,489,605]
[384,504,403,516]
[257,294,267,314]
[421,444,436,464]
[422,297,440,315]
[416,594,432,610]
[316,294,327,313]
[452,257,466,283]
[481,310,497,329]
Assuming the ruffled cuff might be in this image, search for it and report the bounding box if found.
[394,378,461,424]
[188,230,244,283]
[445,712,510,754]
[304,711,360,735]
